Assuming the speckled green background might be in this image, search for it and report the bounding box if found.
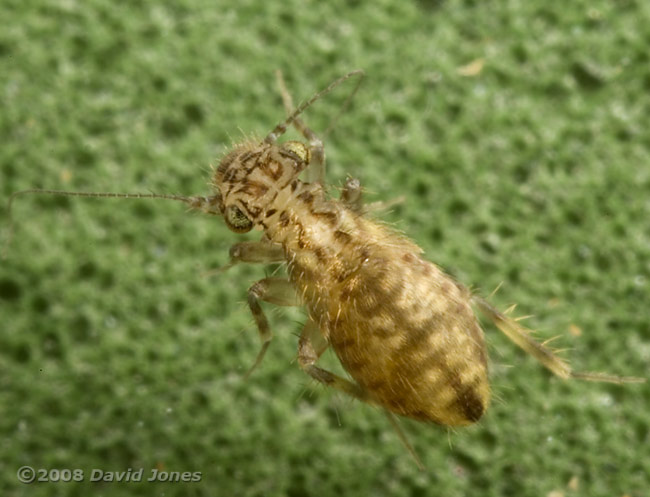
[1,1,649,496]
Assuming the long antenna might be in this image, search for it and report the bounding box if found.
[264,69,365,144]
[3,189,200,259]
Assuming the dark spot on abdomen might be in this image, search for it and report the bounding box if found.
[334,229,352,244]
[453,382,487,423]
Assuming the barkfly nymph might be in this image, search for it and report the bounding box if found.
[5,70,645,468]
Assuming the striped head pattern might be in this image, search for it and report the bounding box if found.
[212,140,311,233]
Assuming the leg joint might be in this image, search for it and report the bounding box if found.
[248,280,267,300]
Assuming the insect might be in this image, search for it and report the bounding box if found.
[5,70,645,468]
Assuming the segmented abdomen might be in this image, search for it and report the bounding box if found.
[328,251,490,425]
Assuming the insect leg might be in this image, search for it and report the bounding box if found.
[299,318,330,359]
[297,321,371,402]
[384,411,425,471]
[473,296,645,384]
[228,240,284,266]
[275,70,326,183]
[340,177,363,213]
[204,240,285,276]
[340,176,405,215]
[245,277,301,379]
[297,320,424,470]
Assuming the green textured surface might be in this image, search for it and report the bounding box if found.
[1,0,649,496]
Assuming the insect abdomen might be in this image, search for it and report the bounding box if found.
[330,253,490,425]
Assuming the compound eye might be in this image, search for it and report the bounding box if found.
[224,205,253,233]
[281,141,311,165]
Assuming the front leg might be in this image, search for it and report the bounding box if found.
[204,240,285,277]
[229,240,284,267]
[275,70,326,184]
[245,277,301,379]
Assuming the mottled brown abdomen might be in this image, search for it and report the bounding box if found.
[327,250,490,425]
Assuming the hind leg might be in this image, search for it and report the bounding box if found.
[297,321,370,401]
[297,319,424,470]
